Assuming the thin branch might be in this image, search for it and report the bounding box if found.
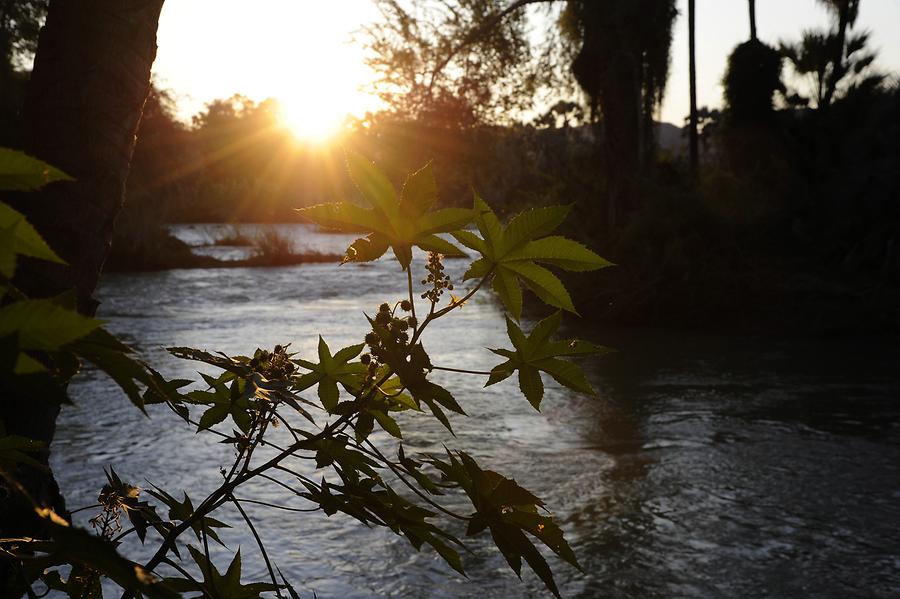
[139,412,356,578]
[232,498,319,513]
[425,0,562,96]
[68,503,102,515]
[412,267,495,345]
[112,527,137,544]
[431,365,492,376]
[407,268,418,335]
[361,440,471,522]
[161,557,202,587]
[230,495,284,599]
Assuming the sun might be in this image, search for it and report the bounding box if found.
[277,94,347,144]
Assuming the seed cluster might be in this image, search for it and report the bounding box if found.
[361,300,416,387]
[421,252,453,303]
[249,344,296,380]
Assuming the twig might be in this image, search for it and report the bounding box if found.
[230,495,284,599]
[431,365,492,376]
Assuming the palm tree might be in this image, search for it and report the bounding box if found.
[688,0,699,178]
[816,0,861,106]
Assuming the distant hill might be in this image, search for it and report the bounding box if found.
[655,121,687,155]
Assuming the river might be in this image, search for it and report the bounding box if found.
[53,224,900,598]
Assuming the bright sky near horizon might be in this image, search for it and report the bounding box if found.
[152,0,900,137]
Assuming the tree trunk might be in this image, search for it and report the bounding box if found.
[688,0,699,179]
[12,0,165,311]
[822,2,851,107]
[1,0,164,592]
[749,0,758,41]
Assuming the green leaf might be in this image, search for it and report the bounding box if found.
[372,409,402,438]
[500,206,571,254]
[424,450,578,598]
[294,338,365,413]
[491,269,523,321]
[185,546,277,599]
[0,148,73,191]
[69,328,161,413]
[486,313,610,410]
[343,233,390,263]
[451,229,487,254]
[400,161,438,217]
[505,261,576,315]
[505,236,614,271]
[297,154,474,270]
[517,366,544,410]
[0,299,101,350]
[456,197,611,318]
[346,151,399,220]
[198,404,229,430]
[0,202,65,265]
[416,234,467,257]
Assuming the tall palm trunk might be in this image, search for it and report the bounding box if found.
[1,0,164,592]
[822,1,853,107]
[688,0,699,179]
[749,0,758,40]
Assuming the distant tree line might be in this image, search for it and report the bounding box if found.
[0,0,897,323]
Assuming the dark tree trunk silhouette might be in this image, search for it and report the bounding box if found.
[1,0,164,592]
[572,3,644,232]
[749,0,758,41]
[822,0,854,107]
[688,0,699,179]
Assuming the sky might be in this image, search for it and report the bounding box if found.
[152,0,900,133]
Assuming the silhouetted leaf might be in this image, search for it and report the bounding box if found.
[0,299,101,350]
[294,337,365,412]
[486,312,611,409]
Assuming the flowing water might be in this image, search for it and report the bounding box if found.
[52,224,900,598]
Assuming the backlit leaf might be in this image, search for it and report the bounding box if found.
[0,148,73,191]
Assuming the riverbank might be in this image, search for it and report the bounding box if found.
[574,259,900,337]
[105,221,900,336]
[104,224,341,272]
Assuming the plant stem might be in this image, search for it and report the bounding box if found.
[411,267,494,345]
[230,495,284,599]
[138,412,355,579]
[232,498,319,513]
[431,365,492,376]
[407,267,418,334]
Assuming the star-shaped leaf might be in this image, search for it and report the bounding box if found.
[184,375,253,433]
[453,196,613,319]
[293,337,365,412]
[145,486,230,548]
[162,547,278,599]
[296,154,475,270]
[425,450,580,598]
[486,311,612,410]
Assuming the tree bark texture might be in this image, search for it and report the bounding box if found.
[1,0,164,593]
[12,0,164,311]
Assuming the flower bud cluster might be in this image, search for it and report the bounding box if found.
[249,344,296,380]
[421,252,453,303]
[361,300,416,387]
